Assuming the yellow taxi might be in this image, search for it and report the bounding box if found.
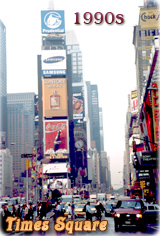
[74,203,86,218]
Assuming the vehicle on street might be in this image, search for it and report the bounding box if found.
[144,203,160,223]
[97,193,106,202]
[74,203,85,218]
[105,202,116,216]
[90,194,97,202]
[7,197,19,213]
[114,198,147,232]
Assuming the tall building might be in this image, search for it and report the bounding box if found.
[0,149,13,197]
[7,93,35,196]
[0,19,7,149]
[99,107,104,152]
[133,1,159,109]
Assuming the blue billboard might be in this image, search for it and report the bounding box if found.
[41,10,65,34]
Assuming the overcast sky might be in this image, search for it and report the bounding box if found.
[0,0,144,189]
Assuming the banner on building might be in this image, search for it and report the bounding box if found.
[42,78,68,117]
[44,119,69,155]
[43,163,69,174]
[41,10,65,34]
[131,90,138,114]
[140,8,160,29]
[151,81,160,150]
[73,93,84,124]
[42,50,67,76]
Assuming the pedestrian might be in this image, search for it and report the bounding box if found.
[12,204,16,217]
[16,205,22,218]
[1,204,11,232]
[86,202,93,221]
[71,201,75,219]
[68,204,72,219]
[56,201,62,217]
[26,202,33,220]
[60,201,64,216]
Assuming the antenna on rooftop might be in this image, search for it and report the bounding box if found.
[48,0,55,9]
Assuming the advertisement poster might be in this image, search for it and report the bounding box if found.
[42,50,67,76]
[73,93,84,123]
[42,78,68,117]
[44,119,69,154]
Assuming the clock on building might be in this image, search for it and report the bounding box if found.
[75,139,84,149]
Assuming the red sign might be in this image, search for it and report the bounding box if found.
[44,120,69,154]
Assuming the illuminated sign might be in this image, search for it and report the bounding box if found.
[42,50,67,76]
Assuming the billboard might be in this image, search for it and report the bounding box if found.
[44,119,69,155]
[41,10,65,34]
[131,90,138,114]
[43,163,69,174]
[151,81,160,150]
[73,93,84,124]
[42,50,67,76]
[42,78,68,117]
[140,8,160,29]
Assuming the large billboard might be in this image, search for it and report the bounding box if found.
[73,93,84,124]
[42,50,67,76]
[41,10,65,34]
[43,163,69,174]
[140,8,160,29]
[151,81,160,150]
[44,120,69,155]
[42,78,68,117]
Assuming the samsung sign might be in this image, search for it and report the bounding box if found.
[43,56,65,64]
[41,10,65,34]
[42,50,67,76]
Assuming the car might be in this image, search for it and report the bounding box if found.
[105,203,115,216]
[74,204,86,218]
[114,198,147,232]
[144,204,160,223]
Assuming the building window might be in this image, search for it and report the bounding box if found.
[148,29,155,36]
[157,29,160,35]
[140,30,147,37]
[150,40,154,46]
[142,60,147,66]
[141,41,146,47]
[142,51,146,57]
[143,70,148,77]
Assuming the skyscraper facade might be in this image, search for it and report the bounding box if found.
[0,19,7,149]
[7,93,35,196]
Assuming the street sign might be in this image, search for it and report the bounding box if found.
[21,154,32,158]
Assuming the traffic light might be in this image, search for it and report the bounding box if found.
[140,181,146,189]
[133,154,140,169]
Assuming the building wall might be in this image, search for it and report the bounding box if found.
[0,19,7,148]
[0,149,13,197]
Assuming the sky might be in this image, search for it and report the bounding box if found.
[0,0,144,189]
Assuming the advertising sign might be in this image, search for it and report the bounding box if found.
[131,90,138,114]
[42,78,68,117]
[41,10,65,34]
[73,93,84,124]
[42,50,67,76]
[151,81,160,150]
[44,120,69,155]
[43,163,69,174]
[141,151,158,166]
[140,8,160,29]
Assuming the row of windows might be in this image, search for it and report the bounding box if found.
[139,29,160,37]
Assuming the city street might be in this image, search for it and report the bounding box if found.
[5,212,160,236]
